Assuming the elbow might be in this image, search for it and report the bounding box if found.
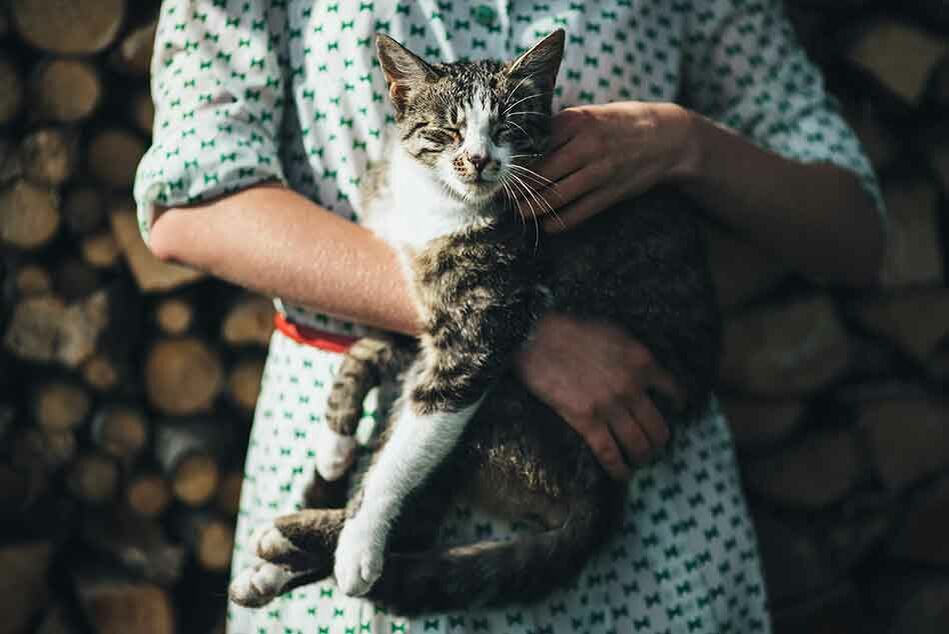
[147,208,188,265]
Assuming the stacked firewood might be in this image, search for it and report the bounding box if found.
[0,1,947,633]
[0,2,271,633]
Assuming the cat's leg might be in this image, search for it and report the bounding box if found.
[317,336,409,481]
[228,508,346,607]
[333,373,484,596]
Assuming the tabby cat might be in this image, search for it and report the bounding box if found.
[229,29,721,615]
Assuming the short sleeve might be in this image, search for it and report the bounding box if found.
[681,0,885,216]
[133,0,288,244]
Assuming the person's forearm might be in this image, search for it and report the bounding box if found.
[148,182,423,335]
[675,109,885,287]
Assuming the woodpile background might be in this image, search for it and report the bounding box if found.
[0,1,947,633]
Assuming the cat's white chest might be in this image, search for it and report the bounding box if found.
[361,148,480,250]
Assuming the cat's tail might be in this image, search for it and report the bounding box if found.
[368,495,623,615]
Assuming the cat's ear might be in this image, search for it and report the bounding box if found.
[506,29,565,92]
[376,34,440,114]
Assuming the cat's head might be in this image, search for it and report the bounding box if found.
[376,30,565,205]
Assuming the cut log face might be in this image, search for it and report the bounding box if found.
[31,59,102,122]
[111,20,156,76]
[125,474,171,519]
[145,339,223,415]
[744,429,864,510]
[860,397,949,492]
[221,295,276,347]
[33,380,91,431]
[110,208,204,292]
[0,180,60,249]
[721,296,852,395]
[846,18,949,104]
[11,0,126,55]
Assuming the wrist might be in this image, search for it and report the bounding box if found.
[661,104,707,185]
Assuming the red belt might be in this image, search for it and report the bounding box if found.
[274,313,359,354]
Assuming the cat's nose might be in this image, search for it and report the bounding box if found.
[466,153,490,173]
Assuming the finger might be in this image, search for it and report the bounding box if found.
[602,403,653,468]
[534,134,598,183]
[583,419,632,481]
[543,182,623,233]
[643,364,686,410]
[628,394,671,453]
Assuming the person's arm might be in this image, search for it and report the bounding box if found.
[529,102,885,287]
[149,183,422,335]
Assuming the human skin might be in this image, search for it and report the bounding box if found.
[148,101,884,480]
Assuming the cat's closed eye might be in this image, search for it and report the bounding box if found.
[421,128,462,146]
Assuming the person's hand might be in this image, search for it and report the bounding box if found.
[513,313,683,480]
[518,101,698,232]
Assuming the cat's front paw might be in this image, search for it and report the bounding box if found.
[229,560,294,607]
[315,425,357,481]
[333,516,384,596]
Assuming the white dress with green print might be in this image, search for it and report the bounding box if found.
[134,2,882,633]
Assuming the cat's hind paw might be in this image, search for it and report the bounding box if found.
[315,425,357,481]
[229,560,294,608]
[333,518,384,597]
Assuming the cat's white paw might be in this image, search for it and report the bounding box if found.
[315,425,357,481]
[333,516,384,597]
[253,523,300,560]
[229,560,293,607]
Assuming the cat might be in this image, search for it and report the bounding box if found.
[229,29,721,615]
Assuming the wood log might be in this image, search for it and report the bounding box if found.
[87,128,145,189]
[31,58,102,122]
[14,264,52,295]
[19,127,76,186]
[82,510,185,586]
[110,206,204,292]
[155,297,194,336]
[91,405,148,463]
[846,18,949,105]
[155,421,229,507]
[172,510,235,572]
[130,91,155,137]
[111,20,156,76]
[228,356,264,411]
[221,294,276,347]
[81,352,120,392]
[2,288,110,367]
[145,338,223,415]
[0,53,22,125]
[32,379,91,432]
[880,175,944,287]
[11,0,125,55]
[0,542,53,634]
[721,296,852,396]
[0,180,60,250]
[74,572,175,634]
[215,471,243,517]
[62,185,104,235]
[126,472,172,519]
[67,451,119,503]
[81,232,121,269]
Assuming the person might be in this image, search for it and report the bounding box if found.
[135,1,886,633]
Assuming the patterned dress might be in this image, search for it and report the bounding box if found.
[134,2,882,633]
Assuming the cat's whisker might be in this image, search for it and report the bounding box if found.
[506,172,543,251]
